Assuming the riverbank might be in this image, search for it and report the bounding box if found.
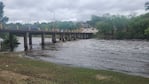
[0,52,149,84]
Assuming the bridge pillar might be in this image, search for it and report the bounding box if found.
[87,34,90,39]
[75,33,78,39]
[71,34,73,40]
[60,34,65,42]
[83,34,85,39]
[9,32,14,51]
[82,33,85,39]
[24,33,28,51]
[80,33,83,39]
[87,34,89,39]
[68,34,72,41]
[70,34,73,40]
[29,33,32,49]
[72,33,76,40]
[52,33,56,43]
[73,33,77,40]
[76,33,80,39]
[59,33,65,42]
[83,34,86,39]
[79,33,82,39]
[88,33,93,39]
[41,33,45,49]
[65,34,68,41]
[59,34,62,41]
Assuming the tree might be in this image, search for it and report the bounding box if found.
[0,2,8,24]
[145,27,149,39]
[145,2,149,10]
[145,27,149,35]
[0,2,18,50]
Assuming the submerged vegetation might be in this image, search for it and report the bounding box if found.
[0,53,149,84]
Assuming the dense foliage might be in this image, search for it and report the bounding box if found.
[0,1,18,50]
[87,13,149,40]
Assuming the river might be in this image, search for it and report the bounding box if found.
[15,37,149,78]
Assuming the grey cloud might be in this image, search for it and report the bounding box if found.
[0,0,148,23]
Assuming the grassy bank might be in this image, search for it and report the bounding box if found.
[0,53,149,84]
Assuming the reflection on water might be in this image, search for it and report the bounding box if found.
[16,37,149,78]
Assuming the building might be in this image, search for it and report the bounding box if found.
[79,22,98,34]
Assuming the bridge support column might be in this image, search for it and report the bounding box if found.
[72,34,75,40]
[75,34,77,39]
[24,33,28,51]
[59,34,62,41]
[52,33,56,43]
[64,34,68,41]
[79,33,82,39]
[62,34,65,42]
[76,33,80,39]
[68,34,72,41]
[41,33,45,49]
[86,34,89,39]
[88,34,93,39]
[78,33,82,39]
[83,34,86,39]
[82,34,84,39]
[82,34,85,39]
[29,33,32,49]
[70,34,73,40]
[59,34,65,42]
[83,34,85,39]
[9,33,14,51]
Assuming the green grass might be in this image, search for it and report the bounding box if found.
[0,52,149,84]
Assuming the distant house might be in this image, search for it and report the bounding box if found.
[80,27,98,33]
[79,22,98,33]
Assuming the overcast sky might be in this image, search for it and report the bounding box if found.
[0,0,148,23]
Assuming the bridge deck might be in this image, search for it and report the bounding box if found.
[0,29,93,35]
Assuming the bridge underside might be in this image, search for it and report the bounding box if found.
[0,29,93,51]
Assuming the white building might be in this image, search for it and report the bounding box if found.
[79,22,98,34]
[80,27,98,34]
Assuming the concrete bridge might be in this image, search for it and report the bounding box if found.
[0,29,93,51]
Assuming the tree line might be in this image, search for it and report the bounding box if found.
[0,2,18,50]
[87,13,149,39]
[85,1,149,40]
[4,21,81,31]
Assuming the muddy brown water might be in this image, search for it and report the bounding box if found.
[15,37,149,78]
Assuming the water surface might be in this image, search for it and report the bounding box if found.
[16,37,149,78]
